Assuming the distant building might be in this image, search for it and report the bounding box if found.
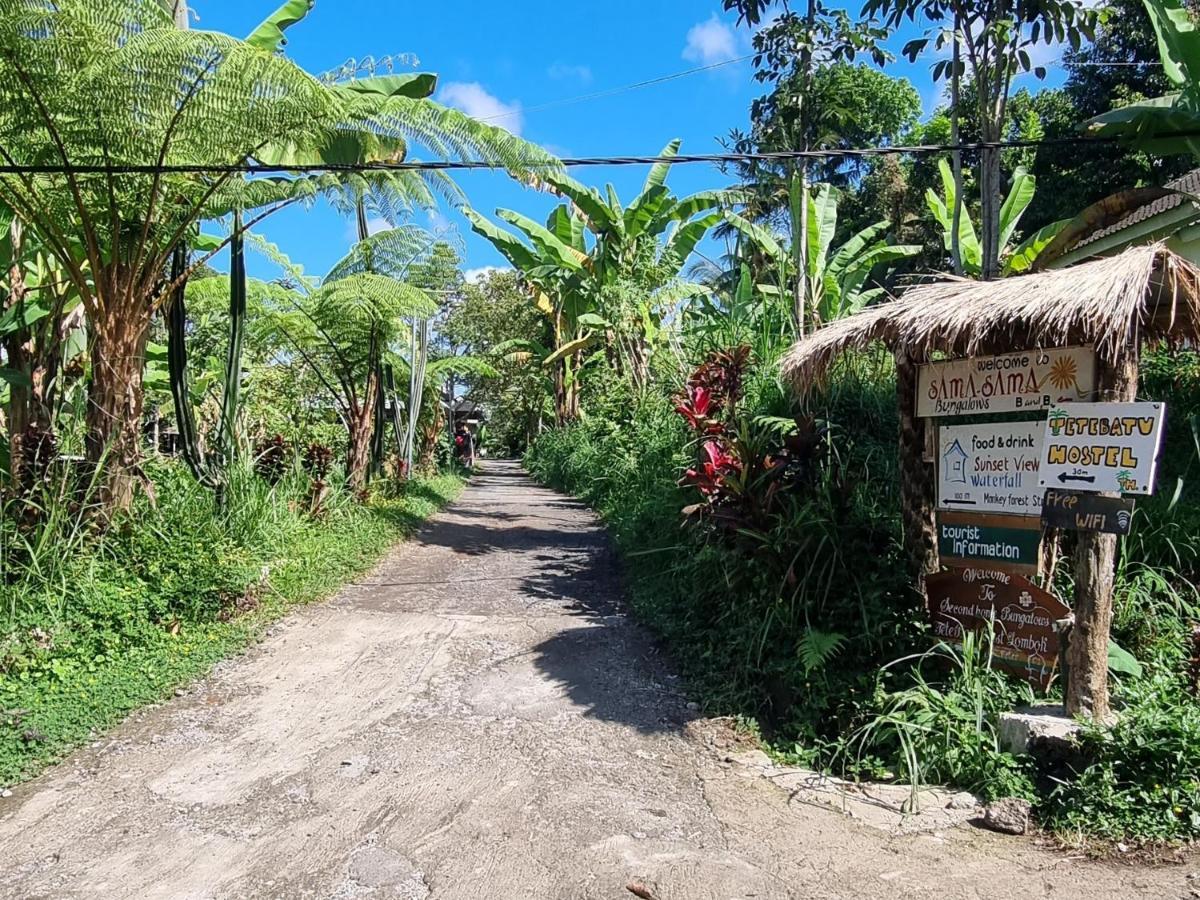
[446,398,487,433]
[1052,168,1200,269]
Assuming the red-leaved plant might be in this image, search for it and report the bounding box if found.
[683,439,742,497]
[676,346,826,536]
[674,385,725,436]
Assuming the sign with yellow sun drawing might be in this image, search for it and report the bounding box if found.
[1038,401,1167,495]
[916,346,1095,418]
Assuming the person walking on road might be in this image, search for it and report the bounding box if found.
[454,423,476,470]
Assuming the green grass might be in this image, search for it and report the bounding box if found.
[0,468,463,786]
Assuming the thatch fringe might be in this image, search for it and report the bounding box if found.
[781,244,1200,394]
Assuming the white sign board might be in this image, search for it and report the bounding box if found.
[938,422,1045,515]
[1038,402,1167,495]
[917,347,1095,417]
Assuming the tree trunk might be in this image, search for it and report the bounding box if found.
[895,349,939,586]
[949,28,965,277]
[3,218,30,486]
[565,351,581,420]
[346,365,380,496]
[978,127,1003,281]
[553,356,568,426]
[790,167,808,336]
[789,0,816,334]
[346,403,374,497]
[1066,346,1138,720]
[86,299,152,511]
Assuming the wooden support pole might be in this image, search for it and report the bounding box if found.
[1065,344,1139,720]
[895,349,939,586]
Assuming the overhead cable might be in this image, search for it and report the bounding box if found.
[0,132,1195,176]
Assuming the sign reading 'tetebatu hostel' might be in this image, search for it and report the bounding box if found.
[1038,401,1167,496]
[917,346,1095,417]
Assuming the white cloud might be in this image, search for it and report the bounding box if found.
[427,209,457,238]
[547,62,592,83]
[464,265,510,284]
[683,14,737,66]
[437,81,523,135]
[343,216,390,243]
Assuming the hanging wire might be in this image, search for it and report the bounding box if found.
[1,132,1196,177]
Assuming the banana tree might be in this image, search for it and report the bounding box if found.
[0,0,557,510]
[926,160,1068,278]
[723,184,920,323]
[1084,0,1200,161]
[537,140,730,387]
[1,215,87,486]
[464,204,593,423]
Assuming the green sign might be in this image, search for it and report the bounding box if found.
[937,511,1042,575]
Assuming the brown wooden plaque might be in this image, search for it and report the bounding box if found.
[926,567,1071,690]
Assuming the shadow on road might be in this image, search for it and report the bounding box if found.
[400,459,694,734]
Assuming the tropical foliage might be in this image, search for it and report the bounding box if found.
[2,0,1200,851]
[723,183,920,321]
[0,0,552,508]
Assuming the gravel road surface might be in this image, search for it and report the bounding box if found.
[0,460,1189,899]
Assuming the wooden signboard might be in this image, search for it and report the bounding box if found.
[936,510,1042,575]
[1041,488,1135,535]
[937,421,1044,515]
[917,346,1095,417]
[926,567,1071,690]
[1038,401,1167,495]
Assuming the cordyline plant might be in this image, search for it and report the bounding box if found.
[0,0,554,510]
[675,346,828,536]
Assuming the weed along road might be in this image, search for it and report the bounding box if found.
[0,461,1186,899]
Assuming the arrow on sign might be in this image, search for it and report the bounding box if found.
[943,499,978,506]
[1058,473,1096,484]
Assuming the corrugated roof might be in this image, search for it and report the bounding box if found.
[1075,167,1200,249]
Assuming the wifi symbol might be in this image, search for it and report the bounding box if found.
[1116,509,1132,531]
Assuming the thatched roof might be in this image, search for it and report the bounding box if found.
[781,244,1200,392]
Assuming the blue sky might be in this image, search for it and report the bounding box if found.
[192,1,1067,280]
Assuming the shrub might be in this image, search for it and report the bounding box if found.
[1042,675,1200,842]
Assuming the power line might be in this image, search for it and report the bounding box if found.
[474,54,757,124]
[1,132,1196,176]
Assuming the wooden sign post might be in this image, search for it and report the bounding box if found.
[926,567,1072,690]
[918,346,1095,417]
[936,510,1042,575]
[937,421,1044,515]
[1038,401,1167,495]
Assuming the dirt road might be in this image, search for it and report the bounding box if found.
[0,460,1189,899]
